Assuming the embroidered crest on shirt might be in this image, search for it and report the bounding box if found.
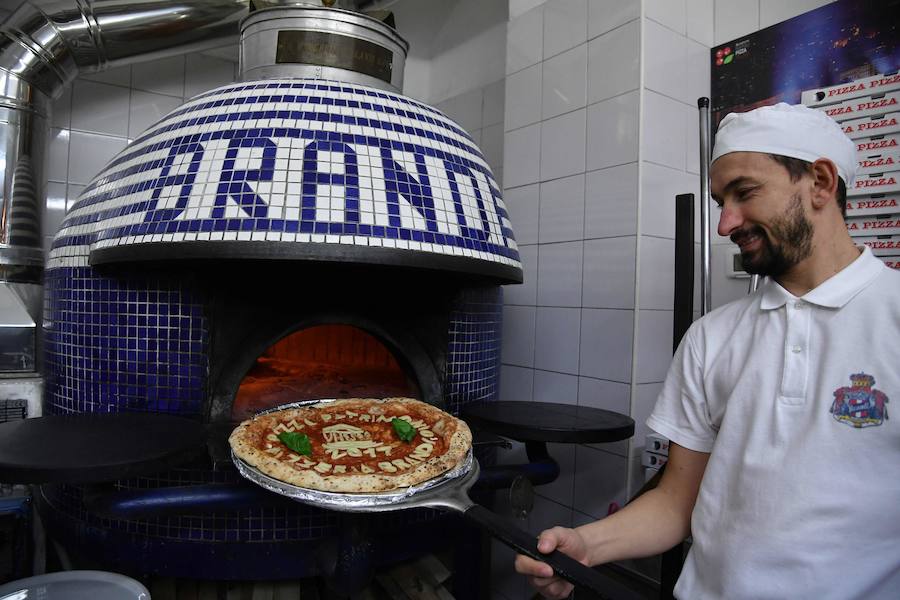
[830,373,889,428]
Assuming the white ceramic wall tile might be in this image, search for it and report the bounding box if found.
[436,88,483,133]
[490,540,528,600]
[586,91,639,171]
[534,307,581,374]
[67,131,128,186]
[714,0,759,45]
[634,382,664,455]
[47,129,69,183]
[711,243,752,308]
[582,236,636,309]
[644,19,689,103]
[480,123,504,173]
[504,63,543,131]
[759,0,834,29]
[184,54,236,99]
[129,90,182,138]
[588,0,641,39]
[587,19,640,104]
[51,87,71,129]
[504,124,542,187]
[71,80,130,137]
[506,5,544,75]
[536,442,576,505]
[529,494,574,534]
[635,309,674,383]
[639,236,676,310]
[584,162,638,238]
[640,161,699,238]
[539,173,585,243]
[503,183,540,244]
[66,184,86,211]
[482,79,505,127]
[578,376,631,456]
[579,308,633,381]
[542,44,587,120]
[44,182,67,239]
[500,365,535,402]
[686,0,715,46]
[537,241,584,307]
[468,128,482,146]
[502,305,536,368]
[687,38,711,106]
[78,65,131,87]
[573,446,628,518]
[540,108,586,181]
[642,90,689,171]
[645,0,687,34]
[534,369,579,405]
[504,244,538,305]
[543,0,588,58]
[131,56,185,98]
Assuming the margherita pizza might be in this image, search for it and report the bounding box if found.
[229,397,472,493]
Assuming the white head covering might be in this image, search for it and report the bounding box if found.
[711,102,857,186]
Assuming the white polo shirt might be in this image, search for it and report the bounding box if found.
[648,247,900,599]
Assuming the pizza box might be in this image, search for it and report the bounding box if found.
[856,133,900,155]
[841,112,900,139]
[817,90,900,123]
[882,258,900,270]
[846,193,900,217]
[857,149,900,176]
[802,72,900,108]
[857,235,900,257]
[846,215,900,237]
[849,171,900,197]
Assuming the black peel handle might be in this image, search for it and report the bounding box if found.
[463,504,640,599]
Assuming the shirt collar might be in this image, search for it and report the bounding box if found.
[759,246,884,310]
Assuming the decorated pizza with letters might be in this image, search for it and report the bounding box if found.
[229,397,472,493]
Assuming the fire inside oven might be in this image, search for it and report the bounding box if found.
[232,324,421,421]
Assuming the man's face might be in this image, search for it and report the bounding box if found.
[711,152,814,278]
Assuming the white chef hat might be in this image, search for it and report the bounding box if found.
[711,102,857,186]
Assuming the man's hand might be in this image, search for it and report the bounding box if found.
[514,526,590,599]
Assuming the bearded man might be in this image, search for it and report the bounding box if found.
[515,103,900,599]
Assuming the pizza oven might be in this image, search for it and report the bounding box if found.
[37,1,521,588]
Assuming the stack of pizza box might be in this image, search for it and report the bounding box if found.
[803,72,900,270]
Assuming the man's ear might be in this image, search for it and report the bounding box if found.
[810,159,839,210]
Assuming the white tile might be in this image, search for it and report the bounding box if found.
[500,365,535,402]
[686,38,711,108]
[129,90,182,138]
[481,123,504,173]
[71,80,130,137]
[542,44,587,120]
[640,161,700,239]
[537,241,584,307]
[504,244,538,305]
[639,236,675,310]
[634,382,664,455]
[588,0,640,39]
[587,19,640,104]
[504,124,542,187]
[573,446,628,518]
[543,0,588,58]
[78,65,131,87]
[436,88,483,133]
[507,5,544,74]
[132,55,185,98]
[714,0,758,45]
[47,129,69,183]
[537,442,576,505]
[579,308,633,381]
[44,182,67,238]
[529,494,574,534]
[67,131,128,185]
[468,128,482,146]
[642,90,688,171]
[482,79,505,127]
[645,0,686,34]
[578,376,632,455]
[502,305,536,367]
[184,54,236,99]
[712,244,753,308]
[686,0,715,46]
[539,173,585,243]
[582,236,636,309]
[586,91,639,171]
[584,163,638,238]
[504,63,543,131]
[540,108,586,181]
[51,87,71,129]
[503,183,540,244]
[534,369,579,405]
[66,184,86,211]
[534,307,581,374]
[759,0,834,29]
[644,19,689,103]
[635,309,674,383]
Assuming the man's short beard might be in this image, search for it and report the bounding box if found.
[734,194,813,278]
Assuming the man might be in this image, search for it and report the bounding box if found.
[515,103,900,599]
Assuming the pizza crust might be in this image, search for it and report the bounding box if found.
[229,398,472,493]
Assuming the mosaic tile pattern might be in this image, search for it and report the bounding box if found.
[49,80,520,277]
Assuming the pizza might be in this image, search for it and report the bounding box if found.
[229,397,472,493]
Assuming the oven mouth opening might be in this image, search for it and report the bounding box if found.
[231,323,422,422]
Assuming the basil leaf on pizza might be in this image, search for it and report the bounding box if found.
[229,397,472,493]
